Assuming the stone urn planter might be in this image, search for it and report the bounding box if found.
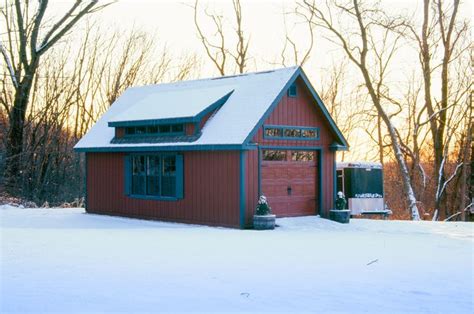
[329,209,351,223]
[329,191,350,224]
[253,195,275,230]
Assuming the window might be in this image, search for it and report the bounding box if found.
[302,129,317,138]
[124,124,185,137]
[263,125,320,140]
[161,156,176,197]
[159,125,171,133]
[291,151,315,162]
[172,124,184,133]
[127,154,183,199]
[288,82,297,97]
[284,128,301,138]
[262,150,287,161]
[131,155,146,195]
[264,127,283,138]
[125,127,136,135]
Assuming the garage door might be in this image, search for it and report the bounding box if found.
[261,149,318,217]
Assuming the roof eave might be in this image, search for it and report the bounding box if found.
[329,143,349,151]
[74,143,257,153]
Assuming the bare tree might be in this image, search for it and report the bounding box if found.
[1,19,199,204]
[1,0,111,193]
[278,5,316,67]
[299,0,421,220]
[318,60,366,161]
[401,0,469,219]
[192,0,249,75]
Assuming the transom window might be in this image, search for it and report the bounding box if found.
[262,150,317,162]
[128,154,183,199]
[262,150,287,161]
[264,125,320,140]
[124,124,184,136]
[291,151,315,162]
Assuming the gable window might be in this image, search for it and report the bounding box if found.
[288,82,297,97]
[126,154,183,199]
[124,124,185,137]
[263,125,320,141]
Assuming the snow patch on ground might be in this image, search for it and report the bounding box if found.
[1,206,472,313]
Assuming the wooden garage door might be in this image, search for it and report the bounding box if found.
[261,150,318,217]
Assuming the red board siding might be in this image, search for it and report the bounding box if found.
[185,123,195,136]
[199,110,216,130]
[249,78,337,218]
[115,128,125,138]
[87,151,240,227]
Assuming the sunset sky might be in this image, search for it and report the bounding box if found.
[44,0,472,161]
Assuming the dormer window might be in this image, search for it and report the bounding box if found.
[124,124,185,137]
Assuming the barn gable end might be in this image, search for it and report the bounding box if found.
[243,74,344,226]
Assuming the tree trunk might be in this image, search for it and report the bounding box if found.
[5,66,37,193]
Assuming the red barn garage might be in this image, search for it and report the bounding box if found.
[74,66,348,228]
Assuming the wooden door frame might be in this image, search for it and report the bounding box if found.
[258,145,323,215]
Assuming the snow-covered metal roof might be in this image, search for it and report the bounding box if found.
[74,66,348,151]
[109,85,235,126]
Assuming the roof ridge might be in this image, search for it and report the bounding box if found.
[129,66,300,91]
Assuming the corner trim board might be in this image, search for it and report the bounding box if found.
[239,150,246,229]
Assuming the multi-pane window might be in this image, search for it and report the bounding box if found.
[262,150,287,161]
[264,125,320,140]
[129,154,182,198]
[263,150,317,162]
[284,128,301,138]
[291,151,315,162]
[124,124,185,137]
[264,128,283,138]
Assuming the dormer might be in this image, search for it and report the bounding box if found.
[108,86,234,144]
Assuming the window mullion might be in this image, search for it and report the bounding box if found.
[159,155,162,197]
[145,156,149,195]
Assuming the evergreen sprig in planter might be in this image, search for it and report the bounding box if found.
[253,196,276,230]
[329,192,350,224]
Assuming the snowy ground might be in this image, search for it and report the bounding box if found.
[1,206,472,313]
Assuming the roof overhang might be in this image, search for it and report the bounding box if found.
[329,143,349,151]
[74,143,257,153]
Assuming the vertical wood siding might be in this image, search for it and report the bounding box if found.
[87,151,240,227]
[185,123,195,135]
[115,128,125,138]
